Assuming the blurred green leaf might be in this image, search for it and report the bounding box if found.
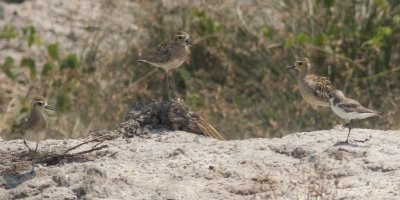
[60,54,79,71]
[1,25,17,40]
[20,106,28,114]
[56,92,68,112]
[22,25,39,47]
[1,56,16,79]
[362,26,392,48]
[285,38,293,49]
[374,0,388,11]
[22,26,28,35]
[186,92,203,108]
[190,8,206,18]
[263,28,270,38]
[374,0,383,6]
[316,0,335,7]
[21,58,36,77]
[295,33,311,45]
[393,14,400,29]
[28,25,35,35]
[47,43,59,61]
[178,67,191,81]
[27,26,35,47]
[313,33,327,46]
[327,24,340,38]
[42,62,55,76]
[203,18,221,33]
[347,47,353,55]
[264,109,276,119]
[191,8,221,34]
[377,26,392,36]
[4,56,14,66]
[363,38,381,48]
[35,36,42,47]
[28,34,35,47]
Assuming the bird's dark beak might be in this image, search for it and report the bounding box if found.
[185,39,194,45]
[44,104,55,111]
[288,65,295,69]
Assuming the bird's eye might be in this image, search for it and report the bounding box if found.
[298,62,303,66]
[38,102,43,106]
[178,36,183,39]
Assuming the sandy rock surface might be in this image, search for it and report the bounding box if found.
[1,127,399,200]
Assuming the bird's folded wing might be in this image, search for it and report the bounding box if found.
[338,100,376,114]
[305,75,335,101]
[140,41,173,64]
[19,116,28,136]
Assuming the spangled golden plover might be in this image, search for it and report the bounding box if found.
[20,96,54,152]
[329,90,382,143]
[288,58,336,128]
[138,31,194,100]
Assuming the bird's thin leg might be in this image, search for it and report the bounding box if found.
[167,72,176,100]
[165,71,171,101]
[168,74,175,89]
[24,140,32,152]
[345,120,351,143]
[312,107,320,130]
[34,141,39,152]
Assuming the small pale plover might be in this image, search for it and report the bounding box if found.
[20,96,55,152]
[288,58,336,128]
[138,31,194,100]
[329,90,382,143]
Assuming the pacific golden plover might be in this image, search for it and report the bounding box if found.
[288,58,336,128]
[137,31,194,100]
[329,90,382,143]
[20,96,54,152]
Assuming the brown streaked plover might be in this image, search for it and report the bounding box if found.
[329,90,382,143]
[137,31,194,100]
[20,96,55,152]
[288,58,336,128]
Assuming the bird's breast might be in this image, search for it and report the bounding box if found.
[298,81,330,107]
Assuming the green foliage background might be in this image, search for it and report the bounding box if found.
[1,0,399,140]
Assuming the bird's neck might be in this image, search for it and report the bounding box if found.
[298,71,308,81]
[332,97,341,106]
[173,41,187,47]
[29,109,45,121]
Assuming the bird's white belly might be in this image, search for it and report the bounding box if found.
[23,129,46,142]
[331,104,376,120]
[154,58,185,71]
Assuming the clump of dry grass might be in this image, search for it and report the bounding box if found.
[125,98,224,140]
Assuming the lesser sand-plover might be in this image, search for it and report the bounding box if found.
[20,96,54,152]
[329,90,382,143]
[138,31,194,100]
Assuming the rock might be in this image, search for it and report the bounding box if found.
[0,128,399,199]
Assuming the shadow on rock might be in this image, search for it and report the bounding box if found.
[3,167,34,189]
[334,141,370,148]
